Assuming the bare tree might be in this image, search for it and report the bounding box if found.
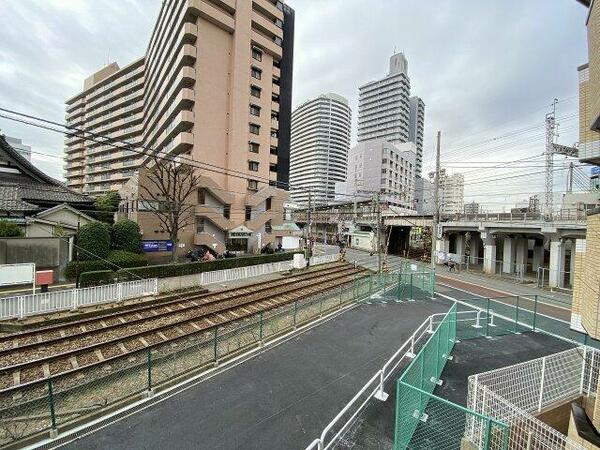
[140,156,200,261]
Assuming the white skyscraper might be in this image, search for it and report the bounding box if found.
[290,93,351,206]
[429,169,464,216]
[358,52,425,179]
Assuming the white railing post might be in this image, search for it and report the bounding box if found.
[71,289,79,311]
[472,310,483,329]
[538,356,546,412]
[117,283,123,303]
[489,311,496,327]
[18,296,24,320]
[427,315,434,333]
[153,278,158,294]
[374,369,388,401]
[580,346,588,395]
[408,333,416,358]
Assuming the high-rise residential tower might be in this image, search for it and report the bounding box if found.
[357,52,425,179]
[64,0,296,254]
[289,93,351,206]
[408,96,425,178]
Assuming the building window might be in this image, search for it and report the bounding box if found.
[251,67,262,80]
[248,179,259,191]
[250,85,261,98]
[272,76,280,86]
[269,163,277,172]
[196,218,205,233]
[270,129,278,139]
[269,180,277,187]
[270,146,278,155]
[272,93,280,103]
[266,197,272,211]
[223,204,230,219]
[248,160,259,172]
[250,104,261,116]
[252,47,262,61]
[249,142,260,153]
[273,58,281,69]
[265,220,272,234]
[249,123,260,135]
[245,206,252,221]
[198,188,205,204]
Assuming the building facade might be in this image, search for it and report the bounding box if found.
[414,176,433,215]
[335,139,416,211]
[65,0,295,255]
[289,93,351,206]
[358,53,410,144]
[464,201,480,215]
[357,53,425,179]
[408,96,425,178]
[4,136,31,161]
[429,168,464,216]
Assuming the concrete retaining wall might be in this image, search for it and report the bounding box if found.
[0,237,70,282]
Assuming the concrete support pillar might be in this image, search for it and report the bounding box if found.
[455,233,466,263]
[532,241,544,272]
[549,238,566,288]
[483,234,496,275]
[502,237,515,273]
[515,237,527,276]
[470,235,481,264]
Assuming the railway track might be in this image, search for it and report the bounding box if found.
[0,264,368,390]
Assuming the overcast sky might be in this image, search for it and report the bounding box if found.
[0,0,590,210]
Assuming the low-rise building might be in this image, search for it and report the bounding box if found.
[0,135,93,236]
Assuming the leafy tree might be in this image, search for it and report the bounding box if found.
[94,191,120,223]
[0,220,24,237]
[77,221,111,260]
[112,219,142,253]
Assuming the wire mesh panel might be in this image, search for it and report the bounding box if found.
[396,382,508,450]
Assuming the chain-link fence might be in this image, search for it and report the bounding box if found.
[0,266,435,447]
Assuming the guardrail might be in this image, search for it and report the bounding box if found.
[0,278,158,320]
[199,260,294,285]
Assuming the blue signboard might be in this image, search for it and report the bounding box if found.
[142,240,174,252]
[592,166,600,176]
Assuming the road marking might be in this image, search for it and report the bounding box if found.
[436,275,571,311]
[436,283,571,325]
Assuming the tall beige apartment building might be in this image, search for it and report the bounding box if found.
[64,0,297,255]
[571,0,600,338]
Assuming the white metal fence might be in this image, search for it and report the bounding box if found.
[199,261,294,285]
[467,346,600,450]
[309,253,339,266]
[0,278,158,320]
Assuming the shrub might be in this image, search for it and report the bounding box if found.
[112,219,142,253]
[64,260,110,281]
[77,221,111,260]
[0,220,24,237]
[94,191,120,224]
[117,251,300,281]
[79,270,116,287]
[107,250,147,269]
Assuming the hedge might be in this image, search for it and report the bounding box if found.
[65,251,147,281]
[116,251,301,281]
[77,222,111,259]
[112,219,142,253]
[107,250,147,268]
[79,270,116,287]
[64,260,111,281]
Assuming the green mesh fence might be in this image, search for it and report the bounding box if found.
[0,270,404,446]
[394,303,511,449]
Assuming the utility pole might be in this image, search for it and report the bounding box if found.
[306,191,312,263]
[544,99,558,219]
[431,131,441,270]
[374,191,382,273]
[567,162,574,193]
[75,217,81,288]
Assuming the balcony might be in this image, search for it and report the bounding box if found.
[579,140,600,166]
[189,0,235,32]
[251,10,283,41]
[253,0,284,22]
[250,30,282,58]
